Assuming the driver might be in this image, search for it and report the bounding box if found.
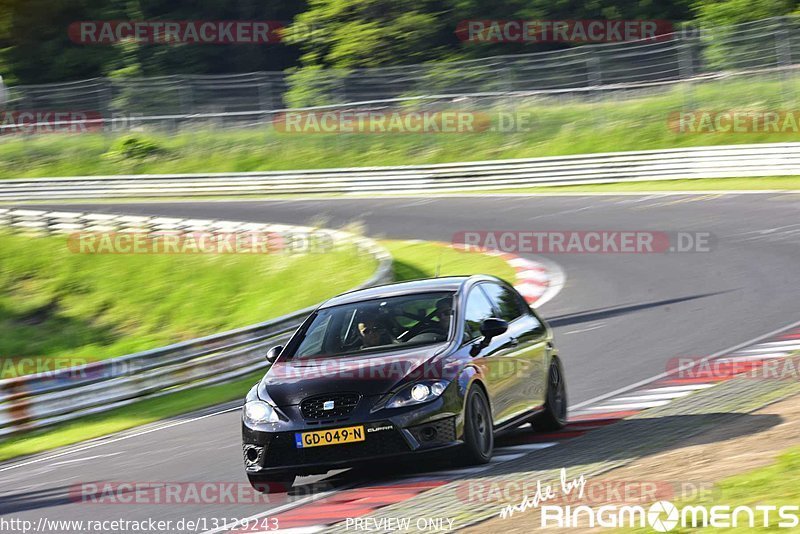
[358,317,397,348]
[433,297,453,335]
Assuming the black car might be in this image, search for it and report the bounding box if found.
[241,275,566,489]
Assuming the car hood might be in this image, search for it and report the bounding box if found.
[259,345,451,406]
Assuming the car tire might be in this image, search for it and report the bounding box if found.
[532,357,567,431]
[462,385,493,464]
[247,473,295,493]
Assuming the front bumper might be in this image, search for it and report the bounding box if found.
[242,394,462,476]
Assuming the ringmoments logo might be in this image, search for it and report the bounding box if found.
[494,469,800,530]
[539,501,800,530]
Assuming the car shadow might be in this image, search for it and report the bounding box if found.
[332,411,781,487]
[547,291,733,328]
[0,484,75,515]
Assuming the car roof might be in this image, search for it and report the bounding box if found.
[319,275,498,309]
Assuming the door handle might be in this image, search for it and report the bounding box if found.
[508,336,519,347]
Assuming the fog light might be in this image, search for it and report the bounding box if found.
[420,427,437,441]
[243,444,264,466]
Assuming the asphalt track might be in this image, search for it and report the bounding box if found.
[2,192,799,531]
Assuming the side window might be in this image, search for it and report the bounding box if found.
[481,282,525,322]
[463,287,496,341]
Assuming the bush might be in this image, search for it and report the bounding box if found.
[104,135,163,160]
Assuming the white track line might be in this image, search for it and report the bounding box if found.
[643,384,716,393]
[585,400,673,411]
[496,443,558,452]
[490,452,529,462]
[0,405,240,473]
[740,345,800,353]
[718,354,791,361]
[570,319,800,411]
[613,392,693,402]
[563,323,606,335]
[746,340,800,348]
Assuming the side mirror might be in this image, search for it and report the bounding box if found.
[480,318,508,340]
[471,318,509,356]
[266,345,283,363]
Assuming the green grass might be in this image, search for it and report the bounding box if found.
[0,239,513,461]
[3,76,800,179]
[620,446,800,532]
[0,229,376,371]
[382,240,516,283]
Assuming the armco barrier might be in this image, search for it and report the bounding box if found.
[1,143,799,200]
[0,210,393,438]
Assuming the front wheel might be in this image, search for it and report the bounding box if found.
[462,386,493,464]
[247,473,295,493]
[531,357,567,431]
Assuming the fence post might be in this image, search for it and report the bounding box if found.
[678,34,696,111]
[776,17,794,106]
[179,76,193,131]
[258,73,271,127]
[587,50,604,128]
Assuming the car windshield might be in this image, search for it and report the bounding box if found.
[291,291,455,359]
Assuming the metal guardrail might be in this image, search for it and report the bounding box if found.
[1,143,799,201]
[0,210,394,438]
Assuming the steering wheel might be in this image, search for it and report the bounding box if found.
[397,311,440,341]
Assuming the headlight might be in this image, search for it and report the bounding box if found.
[387,380,449,408]
[243,400,280,424]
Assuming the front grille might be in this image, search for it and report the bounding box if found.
[263,426,410,467]
[300,393,360,420]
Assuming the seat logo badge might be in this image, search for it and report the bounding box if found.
[323,400,335,410]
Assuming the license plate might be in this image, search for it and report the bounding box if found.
[295,425,365,448]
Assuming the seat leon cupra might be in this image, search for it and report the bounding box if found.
[241,275,566,489]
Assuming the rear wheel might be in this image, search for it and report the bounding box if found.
[247,473,295,493]
[532,357,567,431]
[462,386,493,464]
